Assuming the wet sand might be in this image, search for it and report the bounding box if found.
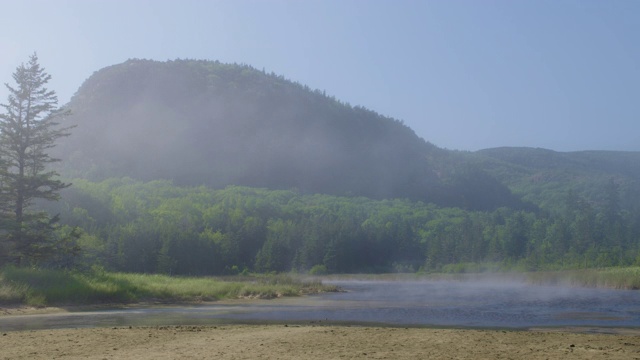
[2,305,640,359]
[2,324,640,360]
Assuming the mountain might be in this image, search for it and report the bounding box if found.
[53,59,523,211]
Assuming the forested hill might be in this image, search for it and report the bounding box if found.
[41,60,640,274]
[53,59,522,211]
[475,147,640,212]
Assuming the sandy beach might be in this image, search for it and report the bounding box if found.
[2,323,640,360]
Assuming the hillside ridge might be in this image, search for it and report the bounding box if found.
[54,59,522,211]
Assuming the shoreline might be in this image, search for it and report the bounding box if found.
[3,299,640,359]
[3,302,640,336]
[0,299,256,317]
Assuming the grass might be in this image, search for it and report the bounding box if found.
[322,266,640,290]
[527,267,640,290]
[0,267,337,307]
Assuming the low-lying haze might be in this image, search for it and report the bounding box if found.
[1,0,639,152]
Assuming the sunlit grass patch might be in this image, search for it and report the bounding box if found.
[104,272,244,301]
[0,267,335,306]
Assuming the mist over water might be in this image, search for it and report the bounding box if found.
[3,279,640,331]
[221,279,640,329]
[314,280,640,328]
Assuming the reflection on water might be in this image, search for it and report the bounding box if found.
[3,279,640,331]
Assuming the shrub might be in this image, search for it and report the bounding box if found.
[309,264,328,275]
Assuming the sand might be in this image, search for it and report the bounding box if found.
[1,305,640,359]
[1,324,640,360]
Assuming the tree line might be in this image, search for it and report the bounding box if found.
[43,178,640,274]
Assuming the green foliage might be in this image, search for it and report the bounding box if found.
[440,262,504,274]
[0,266,333,306]
[309,264,328,275]
[41,177,640,276]
[528,267,640,289]
[0,53,76,267]
[477,147,640,214]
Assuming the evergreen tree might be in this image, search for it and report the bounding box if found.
[0,53,75,266]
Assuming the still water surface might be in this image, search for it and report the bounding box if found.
[3,280,640,331]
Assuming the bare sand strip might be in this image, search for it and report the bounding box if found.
[1,324,640,360]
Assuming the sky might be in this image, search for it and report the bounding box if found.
[1,0,639,152]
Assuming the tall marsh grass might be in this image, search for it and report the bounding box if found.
[0,267,334,307]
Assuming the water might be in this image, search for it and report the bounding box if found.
[3,279,640,331]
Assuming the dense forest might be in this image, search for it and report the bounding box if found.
[5,58,640,274]
[41,177,640,274]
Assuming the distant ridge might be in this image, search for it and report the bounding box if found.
[475,146,640,211]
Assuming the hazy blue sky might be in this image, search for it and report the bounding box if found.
[1,0,638,152]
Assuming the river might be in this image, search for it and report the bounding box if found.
[3,279,640,331]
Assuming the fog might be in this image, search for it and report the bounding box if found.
[3,278,639,331]
[236,278,640,328]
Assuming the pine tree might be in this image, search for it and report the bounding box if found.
[0,53,75,266]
